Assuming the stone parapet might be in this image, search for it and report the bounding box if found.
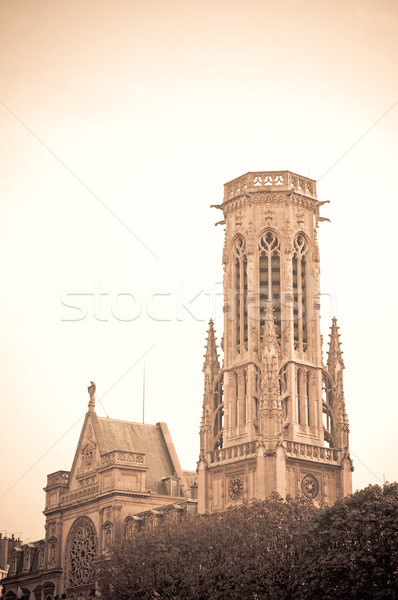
[223,171,317,202]
[285,440,339,464]
[209,441,257,465]
[46,470,70,489]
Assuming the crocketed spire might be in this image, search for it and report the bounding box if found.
[327,317,345,370]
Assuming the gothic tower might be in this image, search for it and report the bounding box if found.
[198,171,353,512]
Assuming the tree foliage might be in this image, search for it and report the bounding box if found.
[296,483,398,600]
[96,484,398,600]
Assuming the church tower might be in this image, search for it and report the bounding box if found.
[198,171,353,512]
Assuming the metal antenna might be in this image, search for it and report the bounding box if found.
[142,361,146,424]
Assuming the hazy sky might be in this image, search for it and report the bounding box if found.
[1,0,397,541]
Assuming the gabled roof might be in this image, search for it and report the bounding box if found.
[95,418,176,491]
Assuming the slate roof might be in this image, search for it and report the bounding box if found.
[96,418,177,493]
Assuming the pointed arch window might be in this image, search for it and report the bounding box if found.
[293,234,309,351]
[297,368,301,424]
[253,367,260,423]
[322,372,335,447]
[242,370,247,424]
[234,372,239,427]
[258,231,281,338]
[280,364,289,419]
[212,376,224,450]
[233,237,248,350]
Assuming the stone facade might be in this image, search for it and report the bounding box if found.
[197,170,353,513]
[2,388,197,600]
[2,170,353,599]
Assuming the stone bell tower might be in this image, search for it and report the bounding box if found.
[197,171,353,513]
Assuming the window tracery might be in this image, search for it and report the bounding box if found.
[242,370,247,425]
[258,230,281,339]
[233,237,248,350]
[212,375,224,450]
[293,234,309,351]
[66,516,97,589]
[234,372,239,427]
[297,368,301,424]
[253,367,260,424]
[322,372,335,447]
[280,364,289,419]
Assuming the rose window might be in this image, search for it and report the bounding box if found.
[67,517,97,588]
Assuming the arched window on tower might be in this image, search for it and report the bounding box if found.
[322,372,335,447]
[293,234,309,352]
[212,375,224,449]
[258,231,281,339]
[242,370,247,424]
[233,237,248,351]
[297,368,301,424]
[280,364,289,420]
[234,372,239,428]
[253,367,260,426]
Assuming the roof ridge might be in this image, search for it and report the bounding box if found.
[96,416,158,427]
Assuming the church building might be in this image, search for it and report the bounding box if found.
[198,170,353,511]
[2,171,353,600]
[2,384,197,600]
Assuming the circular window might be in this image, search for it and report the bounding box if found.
[228,477,244,500]
[301,474,319,499]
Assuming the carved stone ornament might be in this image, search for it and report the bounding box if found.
[301,473,319,499]
[87,381,96,407]
[66,516,97,589]
[297,211,305,227]
[264,206,274,226]
[228,476,244,500]
[84,448,93,469]
[81,442,96,470]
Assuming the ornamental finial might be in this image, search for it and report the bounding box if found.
[88,381,96,408]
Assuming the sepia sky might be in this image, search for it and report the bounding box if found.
[1,0,397,541]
